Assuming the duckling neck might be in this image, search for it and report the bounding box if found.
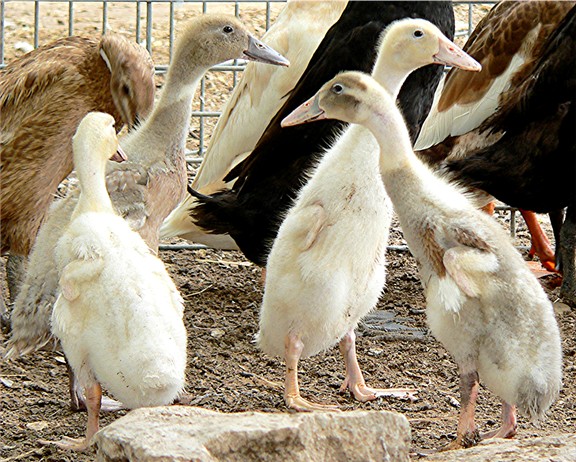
[364,95,418,173]
[371,44,414,99]
[72,149,115,220]
[132,49,208,164]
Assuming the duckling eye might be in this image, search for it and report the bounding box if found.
[331,84,344,95]
[223,25,234,34]
[122,84,131,96]
[413,29,424,38]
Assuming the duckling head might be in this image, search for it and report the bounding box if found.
[381,18,481,72]
[172,14,289,76]
[73,112,127,166]
[281,71,390,129]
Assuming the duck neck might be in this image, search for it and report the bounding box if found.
[371,42,413,99]
[72,145,115,220]
[135,47,208,164]
[364,93,418,174]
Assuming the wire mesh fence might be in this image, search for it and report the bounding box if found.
[3,1,522,251]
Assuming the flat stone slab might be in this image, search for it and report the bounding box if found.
[95,406,410,462]
[425,434,576,461]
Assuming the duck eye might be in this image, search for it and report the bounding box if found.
[223,25,233,34]
[331,84,343,95]
[413,29,424,38]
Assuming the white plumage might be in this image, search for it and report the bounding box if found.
[259,19,480,411]
[304,70,561,448]
[47,112,186,451]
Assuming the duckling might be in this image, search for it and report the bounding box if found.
[6,14,288,409]
[284,71,562,447]
[258,19,480,411]
[41,112,186,452]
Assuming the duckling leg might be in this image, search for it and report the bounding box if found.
[40,382,102,451]
[67,359,124,412]
[520,210,557,272]
[443,369,481,450]
[338,330,417,402]
[284,332,340,412]
[482,402,517,439]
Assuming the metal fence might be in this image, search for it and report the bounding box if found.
[1,1,496,158]
[3,1,519,250]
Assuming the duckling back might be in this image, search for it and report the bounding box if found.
[52,212,187,408]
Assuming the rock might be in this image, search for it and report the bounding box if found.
[95,407,410,462]
[425,434,576,461]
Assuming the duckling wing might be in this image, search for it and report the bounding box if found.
[59,258,105,301]
[287,203,327,252]
[441,225,498,299]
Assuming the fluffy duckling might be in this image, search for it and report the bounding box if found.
[43,112,187,451]
[258,19,480,411]
[285,71,562,447]
[7,15,288,391]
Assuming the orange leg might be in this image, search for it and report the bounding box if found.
[284,332,340,412]
[442,370,481,451]
[40,382,102,451]
[481,201,495,215]
[520,209,557,272]
[482,402,517,440]
[338,330,417,402]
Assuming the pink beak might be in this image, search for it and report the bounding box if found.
[110,145,127,163]
[281,94,326,128]
[434,35,482,72]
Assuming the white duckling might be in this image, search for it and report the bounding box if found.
[43,112,187,451]
[258,18,481,411]
[7,14,288,409]
[284,71,562,447]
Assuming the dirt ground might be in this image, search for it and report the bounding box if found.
[1,2,574,462]
[1,213,574,461]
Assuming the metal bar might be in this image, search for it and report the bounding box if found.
[169,1,175,60]
[68,1,74,36]
[146,1,153,54]
[0,0,5,67]
[136,1,142,44]
[102,1,108,34]
[34,0,39,48]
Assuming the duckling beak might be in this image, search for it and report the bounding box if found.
[110,145,127,163]
[434,36,482,72]
[243,35,290,67]
[281,94,325,127]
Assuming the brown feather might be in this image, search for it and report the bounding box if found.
[0,34,155,256]
[438,1,574,112]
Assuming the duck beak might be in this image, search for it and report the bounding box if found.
[281,94,325,127]
[243,35,290,67]
[434,36,482,72]
[111,144,127,163]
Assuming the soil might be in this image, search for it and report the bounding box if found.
[1,2,574,462]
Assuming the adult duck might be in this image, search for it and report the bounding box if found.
[441,5,576,306]
[6,15,288,408]
[414,1,575,273]
[179,1,455,266]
